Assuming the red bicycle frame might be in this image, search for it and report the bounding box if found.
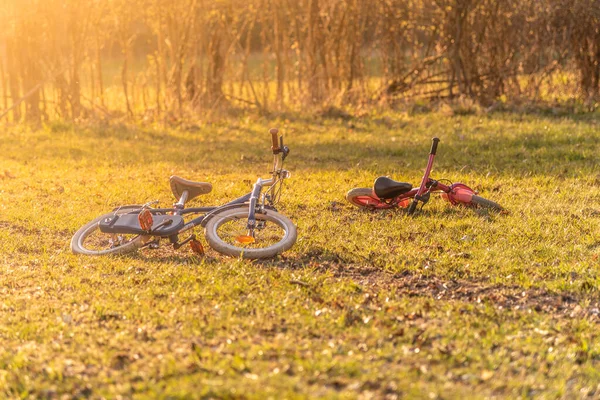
[395,138,476,214]
[346,137,502,214]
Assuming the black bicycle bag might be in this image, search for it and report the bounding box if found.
[98,213,184,236]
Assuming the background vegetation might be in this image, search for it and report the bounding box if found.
[1,0,599,123]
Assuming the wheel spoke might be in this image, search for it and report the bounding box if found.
[215,214,285,249]
[82,229,139,252]
[204,206,297,258]
[73,210,143,255]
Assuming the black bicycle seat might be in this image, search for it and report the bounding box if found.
[373,176,413,199]
[169,176,212,201]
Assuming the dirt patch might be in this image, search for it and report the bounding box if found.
[325,263,600,320]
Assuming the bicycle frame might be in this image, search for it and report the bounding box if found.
[114,129,291,246]
[346,137,501,215]
[384,138,476,214]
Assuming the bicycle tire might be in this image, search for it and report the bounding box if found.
[346,188,395,209]
[71,207,145,256]
[469,195,503,211]
[204,205,297,259]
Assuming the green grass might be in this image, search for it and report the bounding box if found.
[1,110,600,398]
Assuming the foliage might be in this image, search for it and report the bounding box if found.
[0,0,599,123]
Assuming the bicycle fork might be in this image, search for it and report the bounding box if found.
[246,178,265,236]
[409,137,440,215]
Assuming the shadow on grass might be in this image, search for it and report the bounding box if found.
[304,262,600,322]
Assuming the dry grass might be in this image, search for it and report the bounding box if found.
[1,110,600,397]
[1,0,599,124]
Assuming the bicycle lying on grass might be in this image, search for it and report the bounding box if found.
[71,128,297,259]
[346,138,503,214]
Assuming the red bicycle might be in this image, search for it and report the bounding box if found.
[346,138,503,214]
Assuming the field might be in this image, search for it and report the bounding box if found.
[1,110,600,398]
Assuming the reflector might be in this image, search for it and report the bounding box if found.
[235,235,255,244]
[138,209,154,232]
[190,238,205,255]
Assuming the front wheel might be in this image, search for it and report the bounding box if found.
[469,195,503,211]
[71,207,145,256]
[204,206,297,259]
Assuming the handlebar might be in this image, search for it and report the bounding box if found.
[430,137,440,155]
[270,128,281,154]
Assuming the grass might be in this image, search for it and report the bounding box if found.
[1,110,600,398]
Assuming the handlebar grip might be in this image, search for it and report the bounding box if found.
[430,137,440,155]
[270,128,281,153]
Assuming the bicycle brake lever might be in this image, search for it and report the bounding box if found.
[142,200,159,209]
[281,146,290,162]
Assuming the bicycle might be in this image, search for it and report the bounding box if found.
[71,128,297,259]
[346,138,503,214]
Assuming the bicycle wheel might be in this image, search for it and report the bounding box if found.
[71,207,145,256]
[469,195,503,211]
[346,188,396,209]
[204,206,297,259]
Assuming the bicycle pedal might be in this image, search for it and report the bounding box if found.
[190,238,205,255]
[138,209,154,232]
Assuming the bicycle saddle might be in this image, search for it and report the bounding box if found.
[169,176,212,201]
[373,176,413,199]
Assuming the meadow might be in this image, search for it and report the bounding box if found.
[1,109,600,398]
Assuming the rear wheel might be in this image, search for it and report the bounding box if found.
[470,195,503,211]
[71,207,145,256]
[204,206,297,259]
[346,188,395,210]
